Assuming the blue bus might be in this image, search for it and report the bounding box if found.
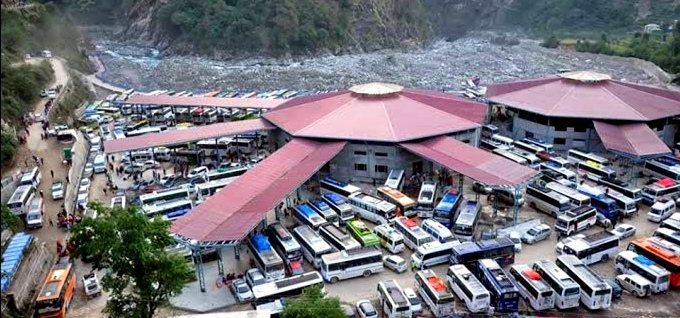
[293,203,329,230]
[448,237,516,267]
[475,259,520,313]
[433,191,461,228]
[577,184,619,220]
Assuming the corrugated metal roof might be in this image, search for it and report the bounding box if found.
[125,94,287,109]
[487,75,680,121]
[263,87,485,142]
[171,138,346,242]
[593,121,671,157]
[104,118,275,153]
[400,136,537,186]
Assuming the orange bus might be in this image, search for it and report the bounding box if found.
[377,186,417,218]
[35,257,77,318]
[627,238,680,288]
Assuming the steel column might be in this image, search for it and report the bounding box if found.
[216,247,224,276]
[195,249,206,292]
[234,243,241,260]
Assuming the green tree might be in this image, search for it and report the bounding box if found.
[282,285,346,318]
[540,35,560,48]
[1,205,20,231]
[0,133,19,165]
[69,203,194,318]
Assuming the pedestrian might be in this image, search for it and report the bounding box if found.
[103,188,107,195]
[50,170,54,178]
[48,217,54,227]
[39,190,44,198]
[65,175,70,183]
[163,168,166,176]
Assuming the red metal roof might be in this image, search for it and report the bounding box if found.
[263,88,485,142]
[593,121,671,157]
[400,136,537,186]
[104,118,275,153]
[487,75,680,121]
[125,94,287,109]
[171,138,346,242]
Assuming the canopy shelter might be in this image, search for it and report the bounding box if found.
[103,118,275,153]
[400,136,538,186]
[592,121,671,160]
[125,94,288,110]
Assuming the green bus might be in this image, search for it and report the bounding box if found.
[346,220,380,247]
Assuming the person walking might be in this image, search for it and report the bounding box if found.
[39,190,44,198]
[50,170,54,178]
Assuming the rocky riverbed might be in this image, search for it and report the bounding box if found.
[94,33,669,93]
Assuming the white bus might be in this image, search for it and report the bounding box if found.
[653,227,680,245]
[526,184,571,217]
[421,219,454,243]
[377,280,412,318]
[447,264,491,313]
[142,199,193,220]
[606,189,637,217]
[293,225,333,269]
[416,181,438,217]
[392,217,434,250]
[126,126,164,137]
[347,192,396,225]
[545,181,591,207]
[320,176,361,198]
[513,140,543,154]
[531,260,581,309]
[309,198,339,224]
[248,233,286,282]
[415,270,455,318]
[373,224,405,254]
[567,149,609,166]
[561,231,619,265]
[384,169,405,190]
[139,186,191,206]
[452,201,481,241]
[555,206,597,236]
[644,158,680,181]
[377,186,417,218]
[7,185,35,216]
[641,178,680,205]
[320,247,383,283]
[110,196,126,209]
[548,156,571,169]
[508,264,555,311]
[508,149,541,168]
[493,149,528,166]
[539,163,577,183]
[321,192,354,223]
[205,165,248,182]
[577,161,617,181]
[523,137,554,154]
[319,223,362,252]
[615,251,670,293]
[597,177,642,202]
[411,240,459,270]
[268,223,303,263]
[251,271,324,305]
[293,203,329,230]
[195,178,235,202]
[19,167,42,189]
[491,134,514,148]
[556,255,612,310]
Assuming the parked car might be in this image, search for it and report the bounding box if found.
[133,179,156,191]
[383,255,407,273]
[217,162,242,172]
[479,228,496,240]
[187,166,209,179]
[509,231,522,252]
[77,192,88,209]
[82,272,102,299]
[616,274,651,298]
[522,224,551,244]
[601,276,623,300]
[230,279,253,302]
[159,174,181,187]
[51,181,64,200]
[245,268,266,287]
[84,162,94,179]
[609,224,636,239]
[356,300,377,318]
[596,212,612,229]
[403,287,422,315]
[555,233,585,254]
[536,151,551,161]
[341,304,356,318]
[472,181,492,194]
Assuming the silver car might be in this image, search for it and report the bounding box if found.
[230,279,253,302]
[609,224,636,239]
[522,224,551,244]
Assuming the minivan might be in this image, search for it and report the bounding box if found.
[616,274,651,298]
[648,199,675,223]
[93,154,107,173]
[26,197,43,229]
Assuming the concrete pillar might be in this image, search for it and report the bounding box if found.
[217,248,224,276]
[234,244,241,260]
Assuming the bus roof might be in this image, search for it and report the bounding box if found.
[9,185,33,203]
[378,187,416,206]
[418,270,453,298]
[37,261,72,300]
[456,201,480,225]
[322,192,345,205]
[322,246,381,263]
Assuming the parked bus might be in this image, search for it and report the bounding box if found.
[384,169,405,190]
[293,203,329,230]
[416,181,438,217]
[567,149,609,166]
[452,200,481,241]
[319,176,361,198]
[606,189,638,217]
[523,137,554,154]
[508,148,541,168]
[577,184,619,220]
[377,279,412,318]
[555,206,597,236]
[540,162,577,183]
[432,190,462,227]
[531,259,581,309]
[110,196,126,210]
[392,217,434,250]
[556,255,612,310]
[513,140,543,155]
[7,185,35,216]
[421,219,454,243]
[546,181,591,207]
[293,225,333,269]
[126,126,164,137]
[548,156,571,168]
[196,137,231,157]
[309,198,339,224]
[347,192,396,225]
[449,238,516,267]
[35,257,76,318]
[447,264,491,313]
[661,212,680,231]
[627,238,680,288]
[195,178,235,202]
[641,178,680,205]
[411,240,459,269]
[251,272,324,305]
[373,224,405,254]
[508,264,555,311]
[526,184,571,217]
[577,161,617,181]
[615,250,670,293]
[139,186,190,206]
[597,177,642,202]
[320,247,383,283]
[143,199,193,220]
[321,192,354,224]
[491,134,514,148]
[377,186,417,218]
[415,270,456,317]
[493,149,528,166]
[644,158,680,181]
[475,259,520,313]
[248,233,286,282]
[267,223,303,275]
[19,167,42,189]
[653,227,680,246]
[205,165,248,182]
[346,220,380,247]
[319,223,362,252]
[561,231,619,265]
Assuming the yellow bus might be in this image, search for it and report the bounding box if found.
[377,186,417,218]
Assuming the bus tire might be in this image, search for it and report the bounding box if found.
[601,254,609,262]
[363,270,371,278]
[529,202,536,209]
[330,277,339,284]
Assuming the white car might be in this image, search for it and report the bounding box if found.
[522,224,551,244]
[509,231,522,252]
[245,268,266,287]
[383,255,407,273]
[142,160,160,170]
[51,181,64,200]
[77,192,88,209]
[78,184,89,195]
[80,178,91,190]
[83,272,102,299]
[609,223,636,239]
[402,287,422,315]
[555,233,585,254]
[230,279,253,302]
[187,166,208,179]
[356,300,378,318]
